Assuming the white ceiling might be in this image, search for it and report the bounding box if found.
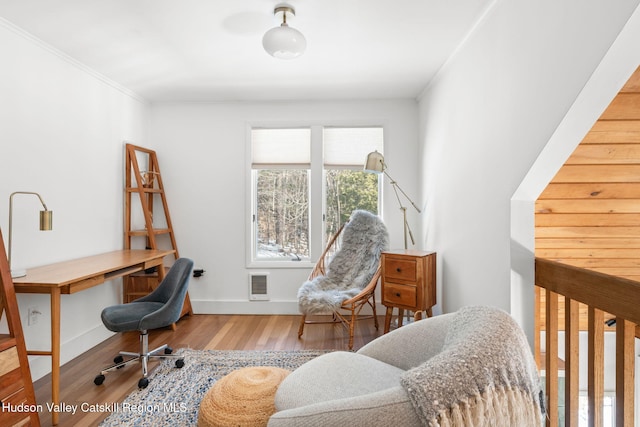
[0,0,493,102]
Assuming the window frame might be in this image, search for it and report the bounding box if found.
[246,124,383,269]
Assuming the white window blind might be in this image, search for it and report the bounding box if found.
[251,128,311,167]
[323,127,384,167]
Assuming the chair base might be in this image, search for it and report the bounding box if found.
[94,330,185,388]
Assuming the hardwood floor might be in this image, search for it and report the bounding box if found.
[33,314,384,426]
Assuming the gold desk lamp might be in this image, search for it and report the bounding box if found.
[8,191,53,278]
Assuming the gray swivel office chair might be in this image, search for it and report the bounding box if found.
[93,257,194,389]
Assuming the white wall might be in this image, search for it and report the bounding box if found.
[148,100,419,314]
[0,19,149,380]
[417,0,640,322]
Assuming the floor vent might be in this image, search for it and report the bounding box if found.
[249,273,269,301]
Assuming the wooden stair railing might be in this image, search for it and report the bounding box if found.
[535,258,640,427]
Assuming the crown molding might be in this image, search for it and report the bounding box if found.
[0,17,148,105]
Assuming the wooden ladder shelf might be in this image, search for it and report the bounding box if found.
[0,228,40,426]
[124,143,192,319]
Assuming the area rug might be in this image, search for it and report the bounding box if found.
[99,348,330,426]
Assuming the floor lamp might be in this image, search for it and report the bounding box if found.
[364,151,421,249]
[8,191,53,278]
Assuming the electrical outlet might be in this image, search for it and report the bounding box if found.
[27,306,41,326]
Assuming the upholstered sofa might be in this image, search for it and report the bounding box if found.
[268,306,544,427]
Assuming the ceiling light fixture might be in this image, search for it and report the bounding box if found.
[262,4,306,60]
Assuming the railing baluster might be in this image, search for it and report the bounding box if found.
[565,298,579,427]
[546,289,559,427]
[535,286,541,369]
[615,318,635,427]
[588,307,604,427]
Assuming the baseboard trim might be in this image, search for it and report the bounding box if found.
[191,299,385,316]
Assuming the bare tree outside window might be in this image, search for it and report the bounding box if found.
[325,169,379,241]
[255,169,309,260]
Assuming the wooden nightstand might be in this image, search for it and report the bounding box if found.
[381,250,436,333]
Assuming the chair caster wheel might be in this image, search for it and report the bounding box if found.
[164,347,173,355]
[94,374,105,386]
[175,359,185,368]
[114,355,124,368]
[138,378,149,389]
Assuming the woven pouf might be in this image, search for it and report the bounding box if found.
[197,366,290,427]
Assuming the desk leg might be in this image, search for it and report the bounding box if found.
[50,288,61,425]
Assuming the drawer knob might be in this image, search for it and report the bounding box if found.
[396,268,402,273]
[395,292,401,297]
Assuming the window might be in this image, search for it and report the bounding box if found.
[323,127,383,241]
[250,126,383,265]
[251,128,311,261]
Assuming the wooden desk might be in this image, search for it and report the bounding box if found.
[13,249,173,425]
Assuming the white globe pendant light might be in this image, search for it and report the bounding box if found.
[263,5,306,59]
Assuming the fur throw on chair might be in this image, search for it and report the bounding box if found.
[297,210,389,314]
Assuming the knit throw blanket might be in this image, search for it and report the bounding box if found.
[297,210,389,314]
[401,306,545,427]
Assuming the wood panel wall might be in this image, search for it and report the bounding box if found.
[535,66,640,330]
